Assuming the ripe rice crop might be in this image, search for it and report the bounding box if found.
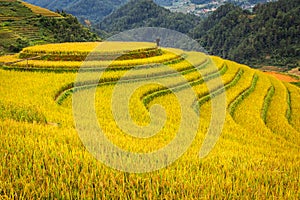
[264,77,299,142]
[19,42,158,58]
[285,83,300,132]
[232,72,272,132]
[0,42,299,199]
[20,1,62,17]
[12,51,182,70]
[0,54,20,63]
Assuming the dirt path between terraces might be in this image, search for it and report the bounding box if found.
[264,71,299,82]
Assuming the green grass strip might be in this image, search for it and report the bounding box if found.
[142,63,228,107]
[55,59,211,105]
[228,74,259,117]
[261,85,275,123]
[291,82,300,87]
[286,88,292,122]
[196,68,244,107]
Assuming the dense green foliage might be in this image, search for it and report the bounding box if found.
[92,0,299,67]
[39,12,99,43]
[192,0,300,66]
[23,0,274,25]
[97,0,201,35]
[24,0,128,23]
[0,1,99,55]
[7,0,300,68]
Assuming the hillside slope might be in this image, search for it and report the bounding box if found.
[0,41,299,198]
[23,0,276,23]
[83,0,298,69]
[192,0,300,67]
[0,0,99,55]
[97,0,201,35]
[23,0,128,23]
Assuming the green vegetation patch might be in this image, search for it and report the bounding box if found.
[291,82,300,87]
[261,85,275,123]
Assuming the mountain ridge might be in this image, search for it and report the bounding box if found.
[94,0,299,67]
[97,0,201,36]
[23,0,128,23]
[6,0,300,68]
[23,0,276,23]
[193,0,300,67]
[0,0,98,55]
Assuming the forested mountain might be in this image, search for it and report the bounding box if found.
[94,0,298,67]
[23,0,276,23]
[192,0,300,66]
[23,0,128,23]
[21,0,299,67]
[22,0,177,24]
[97,0,201,35]
[0,0,98,54]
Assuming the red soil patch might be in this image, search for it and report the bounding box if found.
[264,71,299,82]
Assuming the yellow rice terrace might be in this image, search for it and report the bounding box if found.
[0,42,184,70]
[0,42,299,199]
[18,42,162,60]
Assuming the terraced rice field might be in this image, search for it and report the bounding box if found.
[0,0,61,19]
[0,0,62,55]
[0,42,299,199]
[20,1,62,18]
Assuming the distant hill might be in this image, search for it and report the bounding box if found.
[23,0,128,24]
[22,0,175,24]
[192,0,300,67]
[23,0,276,23]
[94,0,298,68]
[0,0,99,55]
[97,0,201,36]
[19,0,299,68]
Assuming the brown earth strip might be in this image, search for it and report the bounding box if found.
[264,71,299,82]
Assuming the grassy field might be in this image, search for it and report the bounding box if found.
[0,42,299,199]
